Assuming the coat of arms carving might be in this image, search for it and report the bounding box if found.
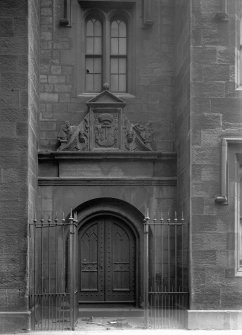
[57,87,155,152]
[94,112,119,149]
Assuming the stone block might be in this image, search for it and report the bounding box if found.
[40,121,56,131]
[41,7,52,16]
[59,93,71,102]
[16,122,28,137]
[40,15,53,25]
[191,62,203,81]
[0,0,27,16]
[13,17,27,36]
[0,37,27,55]
[0,55,17,72]
[40,92,58,102]
[201,164,220,182]
[192,214,217,232]
[40,83,53,92]
[41,31,52,41]
[48,75,65,84]
[192,46,217,64]
[192,82,225,98]
[0,122,16,138]
[193,113,222,130]
[51,65,61,74]
[61,65,73,74]
[216,46,234,64]
[191,288,221,309]
[203,64,230,82]
[0,90,19,108]
[192,146,220,164]
[53,40,71,50]
[54,84,72,92]
[192,250,216,267]
[0,18,14,37]
[192,197,204,214]
[2,73,27,90]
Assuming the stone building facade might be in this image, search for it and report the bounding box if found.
[1,0,242,332]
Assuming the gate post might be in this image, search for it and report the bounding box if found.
[69,211,75,330]
[144,209,150,328]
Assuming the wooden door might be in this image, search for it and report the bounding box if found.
[79,216,136,303]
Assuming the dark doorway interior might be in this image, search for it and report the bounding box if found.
[79,215,136,304]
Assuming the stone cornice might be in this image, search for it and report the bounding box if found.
[38,151,177,161]
[38,177,177,186]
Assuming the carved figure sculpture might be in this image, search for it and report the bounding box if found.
[57,117,89,151]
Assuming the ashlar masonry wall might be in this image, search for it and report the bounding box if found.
[0,0,39,332]
[189,0,242,329]
[39,0,175,153]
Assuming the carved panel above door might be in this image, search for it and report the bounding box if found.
[57,87,154,152]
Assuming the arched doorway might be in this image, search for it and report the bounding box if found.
[78,214,136,304]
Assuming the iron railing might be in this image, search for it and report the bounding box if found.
[29,212,78,330]
[144,210,189,329]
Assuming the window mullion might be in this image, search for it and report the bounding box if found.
[103,17,110,87]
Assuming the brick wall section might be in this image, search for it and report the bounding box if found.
[39,0,175,152]
[0,0,39,332]
[190,0,242,309]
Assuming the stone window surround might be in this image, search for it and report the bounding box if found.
[77,2,136,98]
[215,137,242,276]
[235,0,242,90]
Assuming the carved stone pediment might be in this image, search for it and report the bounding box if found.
[87,89,126,106]
[57,87,154,152]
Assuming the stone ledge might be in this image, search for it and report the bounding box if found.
[188,310,242,330]
[38,177,177,186]
[38,151,177,161]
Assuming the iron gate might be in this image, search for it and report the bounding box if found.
[144,210,189,329]
[29,212,78,330]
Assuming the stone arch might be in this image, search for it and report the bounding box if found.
[73,197,144,307]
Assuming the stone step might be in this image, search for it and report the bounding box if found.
[79,307,144,318]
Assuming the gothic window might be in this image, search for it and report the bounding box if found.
[110,19,127,92]
[84,12,129,93]
[85,17,103,92]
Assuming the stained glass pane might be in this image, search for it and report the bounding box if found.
[118,74,126,92]
[93,58,102,73]
[94,74,102,91]
[111,21,119,37]
[111,58,118,73]
[86,37,94,54]
[93,20,102,37]
[119,58,126,73]
[93,37,102,54]
[86,20,94,37]
[86,74,94,91]
[86,58,94,73]
[111,74,119,91]
[119,38,127,55]
[119,21,127,37]
[111,58,126,74]
[111,38,118,55]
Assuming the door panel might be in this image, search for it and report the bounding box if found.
[105,220,135,301]
[79,220,104,301]
[79,216,135,303]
